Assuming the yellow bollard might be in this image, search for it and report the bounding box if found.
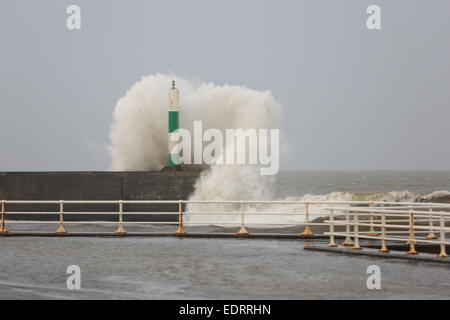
[55,200,67,234]
[327,209,337,247]
[406,211,419,255]
[301,202,313,236]
[237,201,249,235]
[425,207,437,240]
[378,211,389,253]
[174,200,186,235]
[352,211,362,250]
[0,200,8,234]
[115,200,126,235]
[437,213,448,258]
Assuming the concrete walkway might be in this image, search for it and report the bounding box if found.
[304,244,450,264]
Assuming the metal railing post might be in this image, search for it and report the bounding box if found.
[174,200,186,235]
[378,210,389,253]
[406,211,418,255]
[352,211,362,250]
[55,200,67,234]
[327,209,337,247]
[301,202,313,236]
[425,207,437,240]
[438,213,448,258]
[0,200,8,234]
[115,200,126,234]
[366,202,377,237]
[342,210,354,246]
[237,200,249,235]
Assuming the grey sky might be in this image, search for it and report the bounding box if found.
[0,1,449,171]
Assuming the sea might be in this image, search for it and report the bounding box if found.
[0,170,449,299]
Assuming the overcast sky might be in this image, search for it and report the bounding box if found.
[0,1,449,171]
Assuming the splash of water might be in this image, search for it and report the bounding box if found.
[110,73,283,170]
[109,74,286,222]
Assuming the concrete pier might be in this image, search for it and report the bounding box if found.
[0,169,201,221]
[304,244,450,264]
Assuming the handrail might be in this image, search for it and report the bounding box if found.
[324,206,450,217]
[324,205,448,258]
[2,199,450,206]
[0,199,448,259]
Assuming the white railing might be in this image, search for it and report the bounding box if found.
[324,206,449,258]
[0,199,448,258]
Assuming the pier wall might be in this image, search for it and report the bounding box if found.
[0,171,200,221]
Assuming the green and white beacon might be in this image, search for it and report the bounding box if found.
[168,80,180,166]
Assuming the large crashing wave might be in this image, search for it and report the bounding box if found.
[109,74,448,226]
[110,73,282,171]
[109,74,283,212]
